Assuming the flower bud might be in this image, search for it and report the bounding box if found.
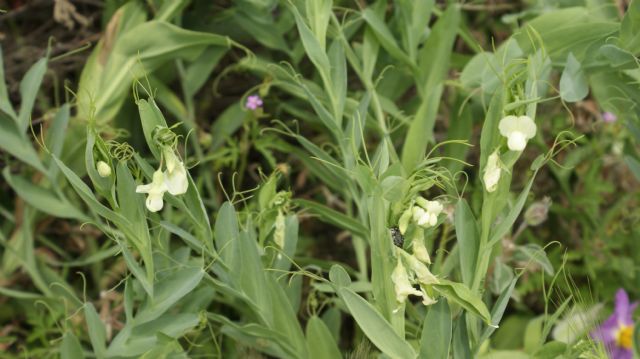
[524,197,551,226]
[483,151,501,193]
[97,161,111,177]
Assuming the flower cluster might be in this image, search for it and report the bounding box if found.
[398,197,443,233]
[245,95,263,110]
[136,136,189,212]
[392,197,444,306]
[391,248,439,307]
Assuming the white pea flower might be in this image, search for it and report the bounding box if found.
[412,198,443,228]
[483,151,502,193]
[96,161,111,177]
[136,170,167,212]
[419,286,437,306]
[499,115,537,151]
[391,259,423,304]
[405,253,439,286]
[163,148,189,195]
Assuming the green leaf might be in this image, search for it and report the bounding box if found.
[487,174,536,248]
[329,264,352,288]
[78,21,230,121]
[452,314,471,359]
[478,277,518,346]
[3,168,86,220]
[60,332,85,359]
[455,199,479,286]
[184,46,228,97]
[293,199,368,239]
[307,316,343,359]
[138,98,168,159]
[338,287,417,359]
[305,0,332,51]
[214,202,239,264]
[559,53,588,103]
[18,57,47,132]
[0,46,15,118]
[624,155,640,181]
[85,303,107,358]
[289,3,333,98]
[401,5,460,171]
[52,156,128,226]
[0,112,45,172]
[433,279,492,324]
[619,0,640,53]
[135,266,204,324]
[362,8,414,67]
[44,104,70,176]
[420,299,452,359]
[515,244,554,275]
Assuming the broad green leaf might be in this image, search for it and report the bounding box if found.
[184,46,228,97]
[433,279,492,324]
[0,112,45,172]
[362,8,414,67]
[455,199,479,286]
[515,7,617,62]
[452,314,471,359]
[45,104,70,176]
[18,57,47,131]
[328,40,346,123]
[338,287,417,359]
[478,277,518,346]
[420,299,452,359]
[329,264,352,288]
[515,244,554,275]
[289,3,333,99]
[60,332,85,359]
[402,5,460,171]
[107,313,199,357]
[135,266,204,324]
[416,5,460,97]
[597,44,637,69]
[3,168,86,220]
[307,316,343,359]
[305,0,332,51]
[214,202,239,264]
[53,156,128,226]
[0,46,15,118]
[85,303,107,358]
[620,0,640,53]
[78,21,230,121]
[559,53,588,103]
[138,98,168,159]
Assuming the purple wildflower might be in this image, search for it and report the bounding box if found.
[591,289,637,359]
[603,112,617,123]
[245,95,263,110]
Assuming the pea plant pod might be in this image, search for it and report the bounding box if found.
[1,1,639,358]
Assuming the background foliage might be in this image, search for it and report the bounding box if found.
[0,0,639,358]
